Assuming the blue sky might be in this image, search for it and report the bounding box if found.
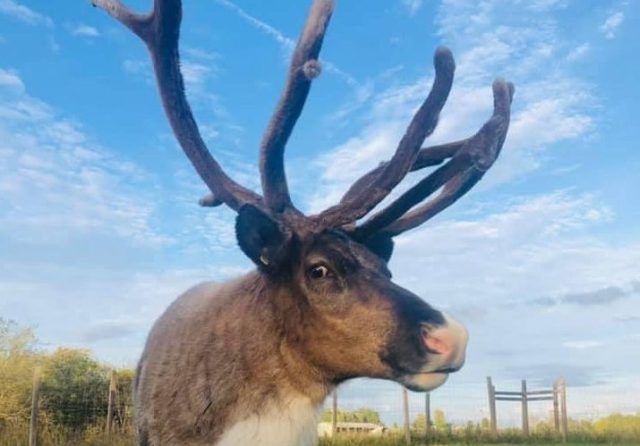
[1,0,638,426]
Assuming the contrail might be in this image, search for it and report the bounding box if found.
[213,0,361,89]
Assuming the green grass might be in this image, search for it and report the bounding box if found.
[1,425,638,446]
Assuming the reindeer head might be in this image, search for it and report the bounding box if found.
[93,0,513,392]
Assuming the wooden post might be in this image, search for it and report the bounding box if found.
[29,366,41,446]
[425,392,431,437]
[106,369,117,436]
[553,380,560,433]
[402,386,411,444]
[331,389,338,437]
[521,379,529,436]
[559,377,568,442]
[486,376,497,433]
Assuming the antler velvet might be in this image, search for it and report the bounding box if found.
[93,0,514,243]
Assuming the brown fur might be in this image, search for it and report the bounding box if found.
[134,231,448,445]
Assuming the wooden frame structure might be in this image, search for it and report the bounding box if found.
[487,376,568,439]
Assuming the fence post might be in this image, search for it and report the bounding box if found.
[486,376,497,433]
[402,386,411,444]
[521,379,529,436]
[553,380,560,433]
[559,377,568,442]
[331,389,338,437]
[29,366,41,446]
[425,392,431,438]
[106,369,117,436]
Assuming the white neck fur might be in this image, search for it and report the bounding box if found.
[216,393,322,446]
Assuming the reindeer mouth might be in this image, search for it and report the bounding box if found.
[400,371,450,392]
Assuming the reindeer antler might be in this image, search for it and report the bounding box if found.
[353,79,514,239]
[92,0,264,211]
[260,0,334,213]
[313,47,456,227]
[93,0,514,244]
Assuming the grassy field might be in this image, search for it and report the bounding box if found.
[1,431,639,446]
[2,420,639,446]
[318,435,640,446]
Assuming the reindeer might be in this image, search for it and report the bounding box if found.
[92,0,513,445]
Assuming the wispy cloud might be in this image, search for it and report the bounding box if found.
[181,61,214,89]
[213,0,363,90]
[567,42,591,62]
[525,0,567,11]
[506,363,602,387]
[80,318,140,343]
[71,24,100,38]
[214,0,294,55]
[600,11,624,39]
[562,340,604,350]
[0,0,53,27]
[122,58,147,75]
[0,68,169,247]
[0,68,25,92]
[305,0,597,211]
[562,286,628,306]
[402,0,424,16]
[531,283,638,308]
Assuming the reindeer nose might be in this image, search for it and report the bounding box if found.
[423,329,454,355]
[421,314,468,371]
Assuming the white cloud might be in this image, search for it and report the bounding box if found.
[122,58,147,75]
[0,68,25,92]
[562,340,604,350]
[305,0,596,212]
[525,0,567,11]
[600,11,624,39]
[71,24,100,38]
[181,61,212,89]
[183,47,220,62]
[567,42,591,61]
[402,0,424,16]
[0,71,253,365]
[0,0,53,27]
[0,263,240,364]
[330,191,639,423]
[0,67,169,247]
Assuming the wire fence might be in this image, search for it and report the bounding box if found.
[2,367,638,445]
[0,366,134,446]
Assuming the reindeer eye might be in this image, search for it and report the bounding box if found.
[308,264,331,280]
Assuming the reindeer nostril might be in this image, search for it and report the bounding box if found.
[423,331,452,355]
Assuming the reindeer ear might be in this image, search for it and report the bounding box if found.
[363,234,395,263]
[235,205,292,272]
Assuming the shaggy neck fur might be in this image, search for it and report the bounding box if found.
[134,273,332,446]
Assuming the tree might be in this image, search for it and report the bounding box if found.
[434,408,448,430]
[413,413,428,431]
[0,319,40,430]
[0,318,37,355]
[594,413,640,440]
[321,407,382,424]
[40,348,110,431]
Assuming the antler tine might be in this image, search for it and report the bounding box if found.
[92,0,263,211]
[314,47,456,228]
[355,79,514,238]
[260,0,335,213]
[338,140,466,207]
